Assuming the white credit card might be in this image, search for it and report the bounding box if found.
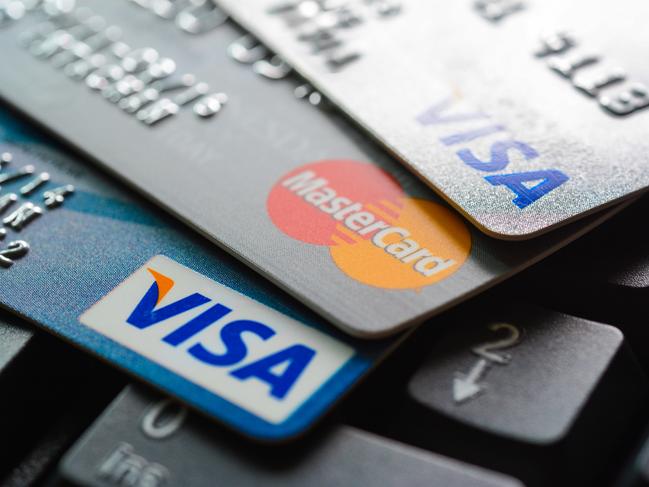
[215,0,649,239]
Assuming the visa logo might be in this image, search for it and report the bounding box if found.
[80,255,354,424]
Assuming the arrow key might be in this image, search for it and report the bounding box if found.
[392,303,647,487]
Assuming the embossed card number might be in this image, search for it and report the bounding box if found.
[0,240,29,268]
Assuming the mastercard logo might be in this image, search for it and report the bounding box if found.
[267,160,471,290]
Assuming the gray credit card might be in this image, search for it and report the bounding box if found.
[0,1,628,337]
[215,0,649,239]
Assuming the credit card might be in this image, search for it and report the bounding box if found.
[215,0,649,239]
[0,109,407,441]
[0,1,625,337]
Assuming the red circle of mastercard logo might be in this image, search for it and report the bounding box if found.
[267,160,472,290]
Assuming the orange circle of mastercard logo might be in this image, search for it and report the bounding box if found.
[267,160,471,290]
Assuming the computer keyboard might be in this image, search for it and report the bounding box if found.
[0,222,648,487]
[2,1,649,487]
[3,203,649,486]
[0,205,647,486]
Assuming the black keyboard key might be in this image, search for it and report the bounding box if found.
[618,434,649,486]
[0,312,49,477]
[57,385,523,487]
[541,196,649,290]
[3,415,92,487]
[389,303,647,487]
[0,313,126,483]
[508,197,649,366]
[0,312,34,368]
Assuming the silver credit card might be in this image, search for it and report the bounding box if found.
[215,0,649,239]
[0,1,628,337]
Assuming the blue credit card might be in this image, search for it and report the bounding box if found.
[0,107,402,441]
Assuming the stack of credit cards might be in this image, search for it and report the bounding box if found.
[0,0,645,456]
[218,0,649,237]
